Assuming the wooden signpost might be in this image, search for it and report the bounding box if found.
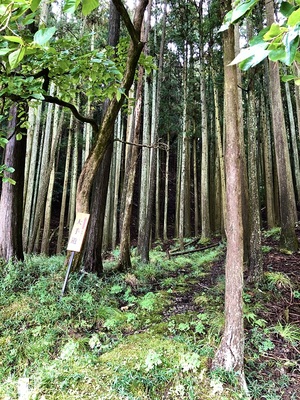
[60,213,90,298]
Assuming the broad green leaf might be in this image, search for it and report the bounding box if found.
[0,47,12,56]
[3,177,16,185]
[34,27,56,46]
[249,27,268,46]
[16,133,22,141]
[0,137,8,148]
[287,8,300,26]
[282,74,296,82]
[239,49,270,71]
[31,93,44,100]
[280,1,295,18]
[2,36,24,44]
[30,0,41,12]
[8,47,25,69]
[283,36,299,65]
[116,88,121,101]
[82,0,98,16]
[268,48,286,62]
[63,0,81,14]
[229,42,268,66]
[263,23,284,40]
[231,0,258,23]
[23,12,36,25]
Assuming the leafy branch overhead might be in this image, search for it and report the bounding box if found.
[0,0,154,128]
[221,0,300,80]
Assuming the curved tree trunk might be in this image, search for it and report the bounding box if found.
[76,0,148,216]
[82,0,120,274]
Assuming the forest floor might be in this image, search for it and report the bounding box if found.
[0,227,300,399]
[160,229,300,399]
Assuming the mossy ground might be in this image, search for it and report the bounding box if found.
[0,234,299,399]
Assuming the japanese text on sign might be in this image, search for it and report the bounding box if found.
[67,213,90,252]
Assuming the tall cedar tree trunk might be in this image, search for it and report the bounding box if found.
[212,22,248,393]
[0,104,27,261]
[247,76,262,282]
[56,123,72,253]
[76,0,148,215]
[138,0,166,262]
[22,103,42,251]
[261,75,277,228]
[213,72,226,234]
[198,1,210,239]
[82,0,120,275]
[118,66,144,271]
[265,0,298,251]
[179,42,188,250]
[247,22,262,283]
[284,66,300,203]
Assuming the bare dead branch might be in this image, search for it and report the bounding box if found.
[114,137,169,151]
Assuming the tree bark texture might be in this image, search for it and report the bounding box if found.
[82,0,121,274]
[0,104,27,261]
[265,0,298,251]
[212,22,247,393]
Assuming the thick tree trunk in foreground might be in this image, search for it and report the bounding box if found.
[82,0,120,274]
[0,104,27,261]
[212,22,247,394]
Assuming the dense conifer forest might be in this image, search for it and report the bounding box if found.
[0,0,300,398]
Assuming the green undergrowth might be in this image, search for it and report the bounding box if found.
[0,242,298,399]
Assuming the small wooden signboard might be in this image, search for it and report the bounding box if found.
[61,213,90,298]
[67,213,90,252]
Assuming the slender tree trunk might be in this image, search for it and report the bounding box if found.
[265,0,298,251]
[212,21,248,393]
[179,42,188,250]
[199,16,210,239]
[138,0,166,261]
[284,67,300,203]
[155,147,160,239]
[112,112,123,249]
[27,88,64,254]
[193,136,199,237]
[293,62,300,142]
[213,74,226,234]
[234,25,250,266]
[175,139,181,238]
[41,105,62,254]
[163,132,170,241]
[247,71,262,282]
[185,130,191,237]
[68,113,79,231]
[23,102,42,251]
[138,71,151,248]
[118,66,144,271]
[200,72,210,239]
[261,87,277,228]
[56,122,72,254]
